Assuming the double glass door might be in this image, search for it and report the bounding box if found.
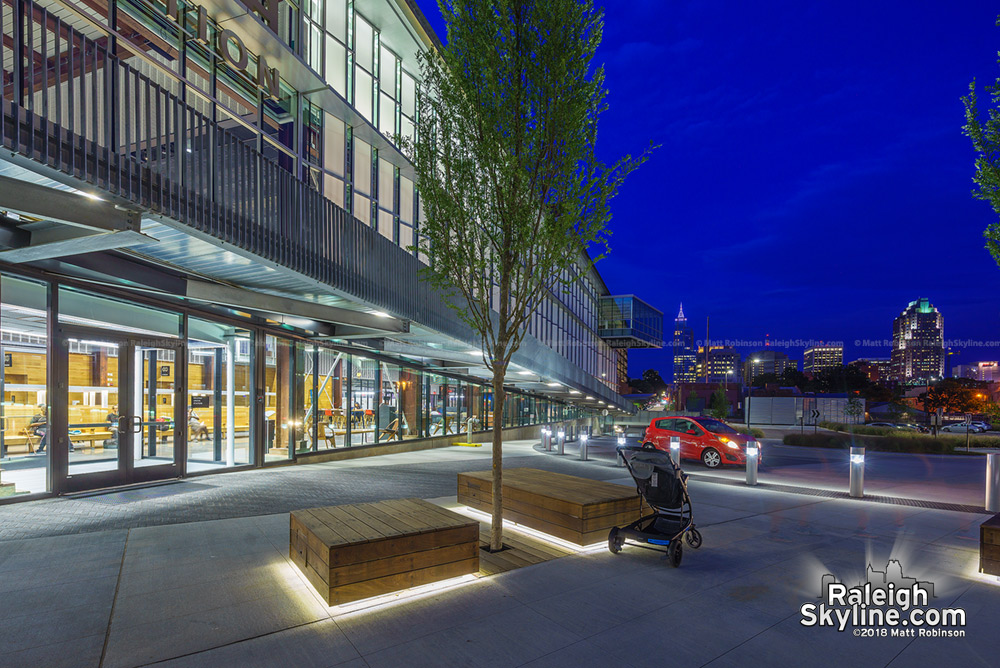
[55,325,183,493]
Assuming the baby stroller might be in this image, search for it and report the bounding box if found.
[609,444,702,567]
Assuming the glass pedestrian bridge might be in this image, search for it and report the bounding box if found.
[598,295,663,349]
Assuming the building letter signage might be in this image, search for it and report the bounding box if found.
[162,0,280,99]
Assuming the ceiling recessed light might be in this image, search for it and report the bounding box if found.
[569,390,580,395]
[546,382,560,387]
[518,371,532,376]
[371,311,390,318]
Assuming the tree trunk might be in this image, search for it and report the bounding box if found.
[490,369,506,552]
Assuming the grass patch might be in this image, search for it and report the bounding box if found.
[783,432,1000,454]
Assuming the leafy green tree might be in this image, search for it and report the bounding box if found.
[406,0,648,551]
[641,369,669,394]
[962,19,1000,266]
[709,387,730,419]
[844,396,864,424]
[920,378,979,415]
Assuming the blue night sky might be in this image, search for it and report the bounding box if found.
[412,1,1000,379]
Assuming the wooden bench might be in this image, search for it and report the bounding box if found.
[457,468,642,546]
[981,513,1000,575]
[290,498,479,605]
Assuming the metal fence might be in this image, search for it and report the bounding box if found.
[0,0,449,327]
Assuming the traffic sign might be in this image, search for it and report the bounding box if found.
[812,409,820,419]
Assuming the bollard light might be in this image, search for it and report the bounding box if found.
[580,433,589,461]
[617,435,626,447]
[557,430,565,455]
[669,436,681,467]
[849,446,865,498]
[745,440,759,486]
[987,453,1000,512]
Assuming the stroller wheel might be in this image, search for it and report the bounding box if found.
[608,527,623,554]
[667,540,683,568]
[685,529,703,549]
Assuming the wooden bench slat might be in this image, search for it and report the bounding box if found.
[290,498,479,605]
[458,468,638,546]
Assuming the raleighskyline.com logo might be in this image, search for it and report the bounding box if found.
[800,560,966,638]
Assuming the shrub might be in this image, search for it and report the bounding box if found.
[750,428,766,439]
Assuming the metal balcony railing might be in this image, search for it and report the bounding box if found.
[0,0,451,329]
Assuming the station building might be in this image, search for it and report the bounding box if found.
[0,0,660,498]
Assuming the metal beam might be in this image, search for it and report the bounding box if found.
[0,230,156,263]
[184,280,409,333]
[0,175,141,231]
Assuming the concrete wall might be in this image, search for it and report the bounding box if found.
[747,397,862,425]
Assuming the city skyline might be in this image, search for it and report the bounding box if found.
[414,1,1000,378]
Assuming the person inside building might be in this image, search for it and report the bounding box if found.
[188,408,209,441]
[29,405,48,454]
[104,405,119,448]
[31,404,74,454]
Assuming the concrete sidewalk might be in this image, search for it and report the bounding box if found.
[0,441,998,667]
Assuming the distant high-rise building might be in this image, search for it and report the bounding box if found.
[803,345,844,375]
[744,350,796,385]
[953,362,999,382]
[672,304,698,383]
[849,358,891,384]
[891,298,944,385]
[696,345,742,384]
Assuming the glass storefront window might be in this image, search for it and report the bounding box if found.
[349,355,376,445]
[264,335,301,462]
[0,275,49,495]
[187,318,253,470]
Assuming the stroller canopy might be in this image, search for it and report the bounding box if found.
[619,446,686,510]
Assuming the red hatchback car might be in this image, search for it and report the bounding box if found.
[642,416,756,468]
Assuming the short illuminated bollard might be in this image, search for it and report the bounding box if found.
[557,430,565,455]
[579,433,589,461]
[669,436,680,467]
[745,440,759,486]
[542,428,551,451]
[616,436,626,466]
[987,453,1000,512]
[850,446,865,498]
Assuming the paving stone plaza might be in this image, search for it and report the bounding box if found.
[1,438,997,667]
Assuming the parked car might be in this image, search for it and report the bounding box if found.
[971,421,991,433]
[642,416,755,469]
[866,422,898,429]
[941,423,976,433]
[895,423,930,433]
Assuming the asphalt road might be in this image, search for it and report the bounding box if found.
[548,434,991,507]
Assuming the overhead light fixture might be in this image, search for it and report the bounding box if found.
[546,382,560,387]
[371,311,391,318]
[570,390,580,395]
[466,350,481,356]
[78,191,103,201]
[586,396,594,400]
[518,371,532,376]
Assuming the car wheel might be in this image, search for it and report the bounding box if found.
[701,448,722,468]
[608,527,623,554]
[667,540,683,567]
[685,529,703,549]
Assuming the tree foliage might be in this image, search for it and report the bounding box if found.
[405,0,649,550]
[709,387,730,420]
[962,17,1000,266]
[919,378,983,414]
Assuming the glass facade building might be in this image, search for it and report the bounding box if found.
[0,0,636,500]
[891,298,944,386]
[672,304,698,383]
